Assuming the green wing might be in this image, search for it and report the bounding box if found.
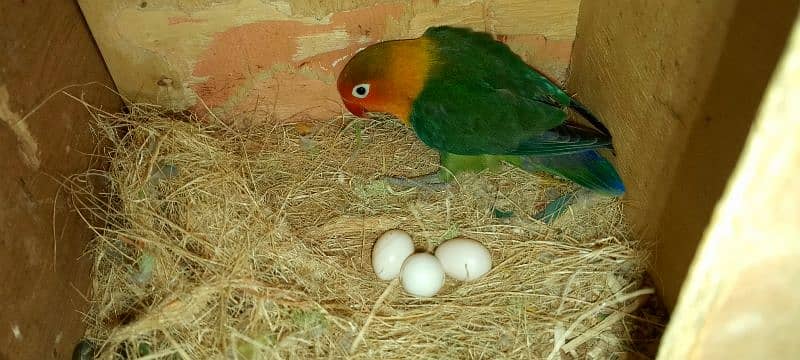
[410,26,611,156]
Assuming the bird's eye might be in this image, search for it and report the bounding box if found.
[352,83,370,99]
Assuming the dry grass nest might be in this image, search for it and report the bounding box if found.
[67,104,665,359]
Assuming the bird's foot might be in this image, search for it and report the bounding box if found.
[380,172,448,191]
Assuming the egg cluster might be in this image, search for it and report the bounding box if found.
[371,229,493,297]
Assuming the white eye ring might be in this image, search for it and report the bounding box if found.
[352,83,370,99]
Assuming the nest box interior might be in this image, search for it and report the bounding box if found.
[2,1,799,359]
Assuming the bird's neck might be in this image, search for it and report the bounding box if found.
[382,38,436,125]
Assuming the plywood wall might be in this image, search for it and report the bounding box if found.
[0,2,122,359]
[658,8,800,357]
[568,0,798,310]
[78,0,580,125]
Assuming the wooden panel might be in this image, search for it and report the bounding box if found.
[657,8,800,358]
[568,0,796,309]
[569,1,735,248]
[649,0,799,312]
[0,2,121,360]
[78,0,580,125]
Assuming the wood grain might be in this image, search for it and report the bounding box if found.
[0,2,121,359]
[658,8,800,358]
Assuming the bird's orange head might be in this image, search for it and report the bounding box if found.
[336,37,435,124]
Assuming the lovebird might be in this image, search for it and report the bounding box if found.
[336,26,624,222]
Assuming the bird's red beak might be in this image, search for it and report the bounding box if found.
[343,99,367,118]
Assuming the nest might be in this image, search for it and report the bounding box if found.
[68,104,664,359]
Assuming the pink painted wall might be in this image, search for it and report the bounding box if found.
[80,0,581,126]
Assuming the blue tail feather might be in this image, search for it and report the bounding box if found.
[533,192,578,224]
[520,150,625,196]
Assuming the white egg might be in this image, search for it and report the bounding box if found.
[400,253,445,297]
[371,229,415,280]
[434,238,492,281]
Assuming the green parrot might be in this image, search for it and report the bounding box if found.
[336,26,624,222]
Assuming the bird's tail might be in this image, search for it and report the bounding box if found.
[569,98,611,137]
[519,150,625,196]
